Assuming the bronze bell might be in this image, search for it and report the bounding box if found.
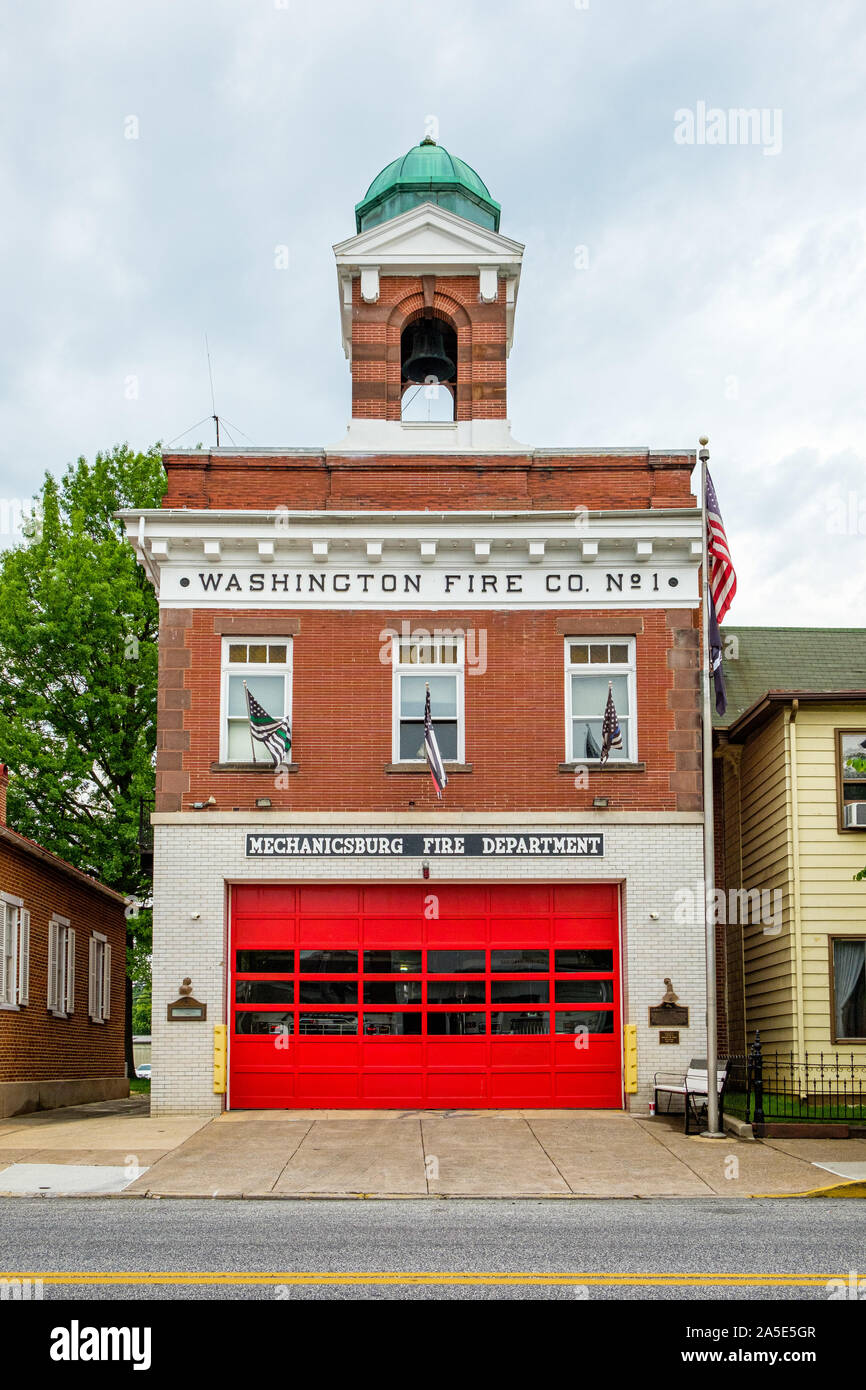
[402,317,455,384]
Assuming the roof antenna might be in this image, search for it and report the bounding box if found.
[205,333,220,447]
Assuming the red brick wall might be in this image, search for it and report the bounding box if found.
[349,274,508,421]
[155,605,702,815]
[161,451,696,512]
[0,837,127,1083]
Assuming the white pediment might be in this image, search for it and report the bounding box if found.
[333,202,524,271]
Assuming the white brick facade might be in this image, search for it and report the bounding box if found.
[150,813,704,1115]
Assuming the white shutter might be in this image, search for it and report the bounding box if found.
[47,921,59,1011]
[0,904,8,1003]
[17,909,29,1005]
[64,928,75,1014]
[101,943,111,1021]
[88,935,97,1019]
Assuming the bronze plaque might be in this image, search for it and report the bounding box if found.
[649,1005,689,1028]
[659,1030,680,1045]
[167,997,207,1022]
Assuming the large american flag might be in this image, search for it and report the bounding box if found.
[424,684,448,799]
[706,469,737,622]
[244,683,292,770]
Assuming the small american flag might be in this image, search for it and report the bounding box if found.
[244,683,292,770]
[424,684,448,799]
[599,683,623,765]
[706,469,737,623]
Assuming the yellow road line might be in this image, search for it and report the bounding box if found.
[1,1270,840,1288]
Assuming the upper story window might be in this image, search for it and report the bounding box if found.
[0,895,28,1009]
[565,638,637,763]
[393,633,464,763]
[47,916,75,1018]
[221,639,293,763]
[836,730,866,830]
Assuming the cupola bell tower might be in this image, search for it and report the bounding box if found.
[332,136,524,451]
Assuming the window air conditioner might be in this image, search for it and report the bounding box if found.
[844,802,866,829]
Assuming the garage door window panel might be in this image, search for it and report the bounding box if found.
[363,1012,423,1036]
[299,1013,359,1035]
[363,980,422,1004]
[491,949,549,973]
[427,949,485,974]
[554,1009,615,1035]
[235,979,294,1005]
[235,1011,294,1036]
[427,1012,486,1036]
[299,950,358,973]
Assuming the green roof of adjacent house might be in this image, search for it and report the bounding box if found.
[715,627,866,729]
[355,138,501,233]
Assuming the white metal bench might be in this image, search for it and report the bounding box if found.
[653,1058,730,1134]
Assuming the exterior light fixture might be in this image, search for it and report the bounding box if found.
[592,796,609,809]
[256,797,272,809]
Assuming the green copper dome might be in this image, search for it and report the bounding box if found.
[355,138,501,233]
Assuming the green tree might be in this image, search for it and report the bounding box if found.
[0,443,164,1073]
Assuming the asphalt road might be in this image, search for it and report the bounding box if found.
[1,1196,864,1302]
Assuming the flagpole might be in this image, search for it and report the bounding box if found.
[699,437,724,1138]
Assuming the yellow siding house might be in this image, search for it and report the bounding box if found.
[714,628,866,1064]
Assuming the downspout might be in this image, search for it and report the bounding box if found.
[788,700,806,1066]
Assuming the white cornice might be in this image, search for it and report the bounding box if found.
[119,507,702,610]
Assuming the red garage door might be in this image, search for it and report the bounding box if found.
[229,882,622,1109]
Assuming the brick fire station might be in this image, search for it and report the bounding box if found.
[123,138,707,1116]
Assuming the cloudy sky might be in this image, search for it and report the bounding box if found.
[1,0,863,624]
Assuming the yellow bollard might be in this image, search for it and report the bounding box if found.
[213,1023,227,1094]
[623,1023,638,1094]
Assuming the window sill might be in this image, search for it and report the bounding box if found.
[210,762,300,774]
[385,762,473,775]
[0,1002,20,1012]
[558,761,646,774]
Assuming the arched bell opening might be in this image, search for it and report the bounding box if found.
[400,379,455,422]
[400,314,458,420]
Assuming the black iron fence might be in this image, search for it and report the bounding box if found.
[724,1033,866,1126]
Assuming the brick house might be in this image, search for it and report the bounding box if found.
[0,765,128,1117]
[122,137,709,1116]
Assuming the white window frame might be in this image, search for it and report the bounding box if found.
[392,631,465,765]
[219,637,294,764]
[47,915,75,1018]
[564,636,638,764]
[0,893,25,1010]
[88,930,111,1024]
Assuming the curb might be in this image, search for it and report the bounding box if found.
[749,1180,866,1200]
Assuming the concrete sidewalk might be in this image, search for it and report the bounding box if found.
[1,1099,864,1198]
